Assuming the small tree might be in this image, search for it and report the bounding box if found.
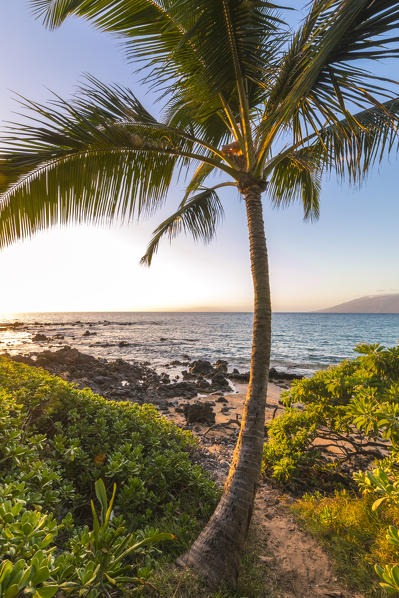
[2,0,399,588]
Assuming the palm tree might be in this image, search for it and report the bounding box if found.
[2,0,399,588]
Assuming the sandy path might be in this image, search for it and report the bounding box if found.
[164,381,363,598]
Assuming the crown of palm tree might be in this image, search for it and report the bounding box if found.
[1,0,399,257]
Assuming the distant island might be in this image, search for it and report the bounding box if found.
[318,293,399,313]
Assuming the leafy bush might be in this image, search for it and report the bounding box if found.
[263,344,399,488]
[266,344,399,595]
[0,357,218,596]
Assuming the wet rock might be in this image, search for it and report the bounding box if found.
[229,370,250,382]
[32,333,48,342]
[183,401,215,425]
[269,367,303,381]
[189,359,214,376]
[211,371,231,390]
[214,359,228,373]
[196,376,212,392]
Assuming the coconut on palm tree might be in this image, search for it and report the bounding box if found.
[2,0,399,589]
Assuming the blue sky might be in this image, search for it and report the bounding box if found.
[0,1,399,313]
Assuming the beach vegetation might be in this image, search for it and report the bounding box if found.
[2,0,399,588]
[0,357,218,597]
[264,343,399,596]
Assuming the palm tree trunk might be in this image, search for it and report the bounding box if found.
[177,186,272,588]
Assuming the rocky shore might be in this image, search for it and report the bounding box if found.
[0,345,299,430]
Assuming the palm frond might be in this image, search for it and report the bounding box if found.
[140,187,224,266]
[260,0,399,155]
[306,98,399,182]
[267,149,321,221]
[183,162,216,202]
[30,0,284,136]
[0,78,235,249]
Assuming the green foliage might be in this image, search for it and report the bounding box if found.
[0,480,174,597]
[0,357,218,597]
[263,344,399,487]
[270,344,399,595]
[293,491,399,597]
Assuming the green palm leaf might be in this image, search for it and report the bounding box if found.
[306,98,399,182]
[267,149,321,221]
[140,187,224,266]
[0,77,235,248]
[259,0,399,159]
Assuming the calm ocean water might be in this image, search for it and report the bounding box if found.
[1,312,399,376]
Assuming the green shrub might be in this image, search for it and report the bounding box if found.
[0,357,218,596]
[266,344,399,595]
[263,343,399,488]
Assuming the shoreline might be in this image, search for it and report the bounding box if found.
[0,316,325,378]
[0,344,288,437]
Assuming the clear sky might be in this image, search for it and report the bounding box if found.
[1,1,399,313]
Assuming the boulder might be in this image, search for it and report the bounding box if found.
[269,367,303,381]
[229,370,250,382]
[214,359,228,373]
[183,401,215,425]
[211,371,231,389]
[32,333,48,342]
[216,396,228,403]
[196,376,211,391]
[189,359,214,376]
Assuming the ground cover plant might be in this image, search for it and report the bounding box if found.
[0,357,218,597]
[263,344,399,595]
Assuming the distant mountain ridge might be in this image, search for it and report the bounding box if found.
[318,294,399,313]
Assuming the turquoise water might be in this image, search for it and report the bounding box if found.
[1,312,399,376]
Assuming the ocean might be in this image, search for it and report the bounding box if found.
[1,312,399,376]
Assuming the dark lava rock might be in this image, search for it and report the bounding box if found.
[183,401,215,425]
[32,334,48,342]
[214,359,228,373]
[216,396,228,403]
[156,381,197,399]
[189,359,214,376]
[211,371,231,389]
[7,346,162,405]
[170,359,190,367]
[229,370,250,382]
[196,376,212,392]
[268,367,303,381]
